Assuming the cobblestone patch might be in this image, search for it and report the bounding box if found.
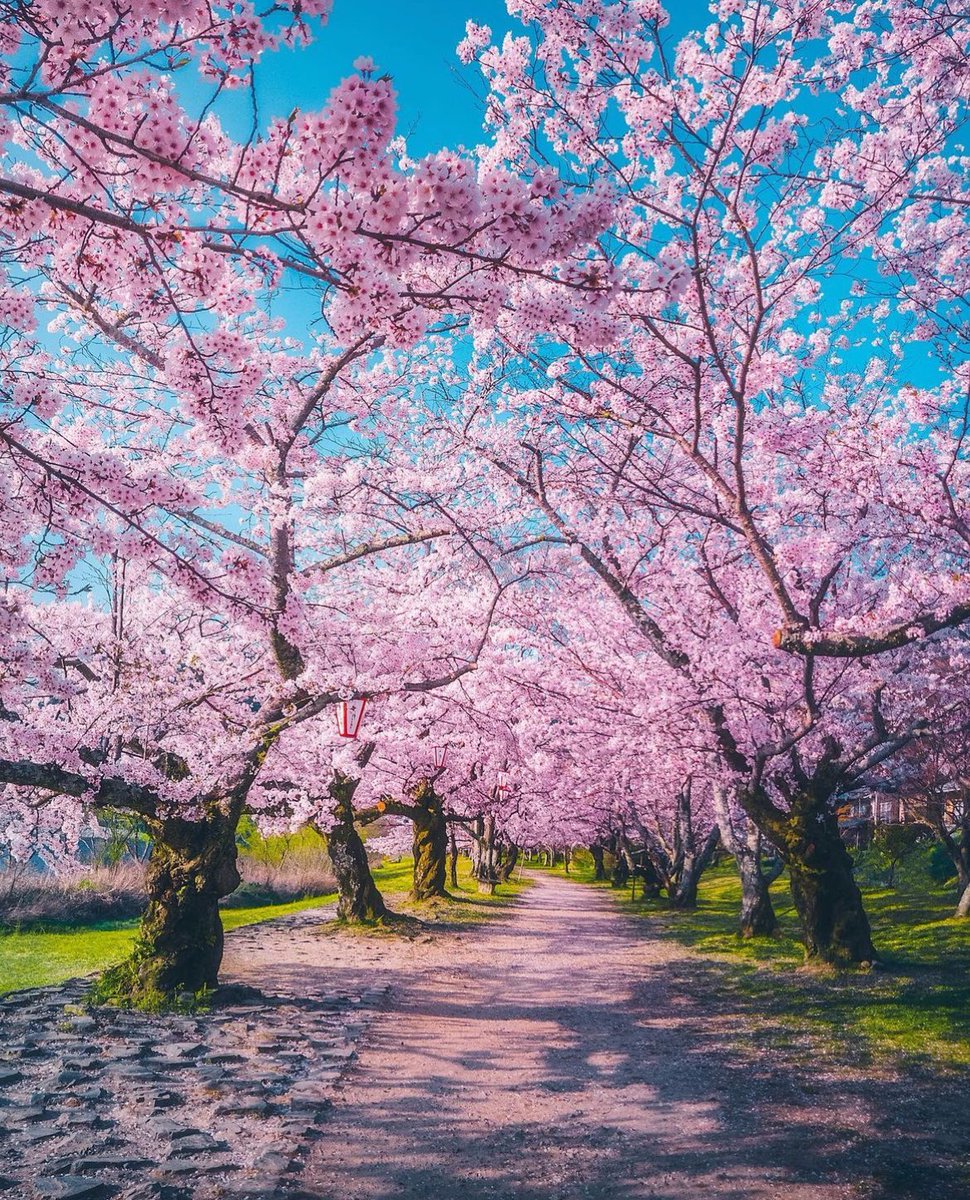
[0,907,389,1200]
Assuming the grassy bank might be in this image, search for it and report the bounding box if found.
[541,854,970,1069]
[0,854,525,994]
[371,855,530,925]
[0,893,334,995]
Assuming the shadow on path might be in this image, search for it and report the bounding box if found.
[230,875,964,1200]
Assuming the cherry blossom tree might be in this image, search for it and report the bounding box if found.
[0,0,610,999]
[449,0,970,961]
[443,343,964,960]
[3,0,970,998]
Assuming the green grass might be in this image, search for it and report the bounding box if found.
[369,855,530,926]
[0,893,334,995]
[548,853,970,1069]
[0,854,526,994]
[220,894,335,931]
[370,857,416,894]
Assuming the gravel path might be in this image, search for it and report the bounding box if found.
[298,873,866,1200]
[0,907,385,1200]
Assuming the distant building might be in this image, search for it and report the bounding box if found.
[837,785,966,847]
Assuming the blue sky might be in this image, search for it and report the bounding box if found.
[258,0,514,155]
[217,1,940,392]
[244,0,714,155]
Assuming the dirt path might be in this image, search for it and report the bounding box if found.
[5,875,957,1199]
[246,874,882,1200]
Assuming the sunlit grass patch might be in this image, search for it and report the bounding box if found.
[0,893,334,995]
[371,856,530,927]
[565,855,970,1069]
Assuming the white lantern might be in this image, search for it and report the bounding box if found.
[496,769,511,794]
[433,746,448,770]
[336,697,367,739]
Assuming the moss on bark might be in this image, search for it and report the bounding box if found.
[93,810,239,1008]
[325,773,390,923]
[411,784,448,900]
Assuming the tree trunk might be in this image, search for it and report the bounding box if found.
[633,853,664,900]
[470,817,484,879]
[322,774,389,923]
[590,843,606,881]
[784,805,875,965]
[478,815,497,894]
[713,786,779,937]
[737,850,780,937]
[101,810,240,1002]
[449,827,459,890]
[669,825,720,910]
[937,811,970,917]
[411,784,448,901]
[496,842,519,883]
[611,845,630,889]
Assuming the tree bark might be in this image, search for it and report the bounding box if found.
[470,817,484,879]
[956,877,970,918]
[496,842,519,883]
[611,837,631,889]
[931,805,970,917]
[410,782,449,901]
[321,773,389,923]
[774,798,875,964]
[713,785,780,937]
[478,815,497,894]
[590,843,606,881]
[662,784,718,910]
[449,826,459,890]
[737,850,781,937]
[636,852,664,899]
[669,825,720,909]
[103,809,240,1002]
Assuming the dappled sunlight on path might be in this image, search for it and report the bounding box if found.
[271,875,871,1200]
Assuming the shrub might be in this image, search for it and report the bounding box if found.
[226,820,336,906]
[0,829,337,927]
[224,851,336,907]
[853,834,955,892]
[0,861,147,929]
[927,840,959,885]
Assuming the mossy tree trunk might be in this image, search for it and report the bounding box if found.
[412,801,448,900]
[103,807,241,1003]
[322,771,389,923]
[743,785,875,965]
[785,811,875,964]
[372,779,449,901]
